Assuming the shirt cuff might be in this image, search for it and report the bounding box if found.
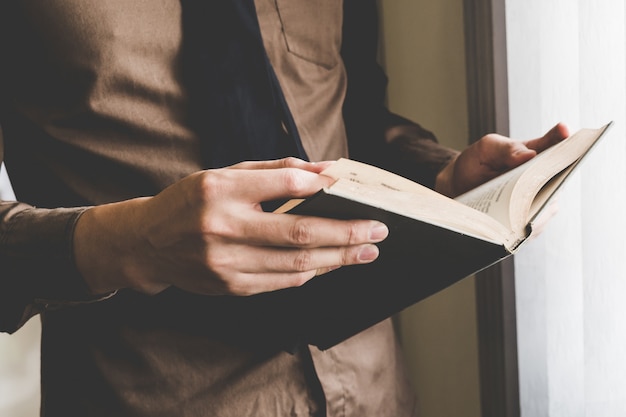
[383,124,459,189]
[0,203,116,332]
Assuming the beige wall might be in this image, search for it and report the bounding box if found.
[378,0,469,148]
[378,1,482,417]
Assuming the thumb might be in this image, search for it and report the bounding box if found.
[482,135,536,171]
[523,122,570,153]
[507,142,537,167]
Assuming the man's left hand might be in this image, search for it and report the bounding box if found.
[435,123,570,198]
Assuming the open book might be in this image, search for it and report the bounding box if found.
[274,122,612,349]
[280,122,611,255]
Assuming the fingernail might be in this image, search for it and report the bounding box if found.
[358,245,380,262]
[369,223,389,241]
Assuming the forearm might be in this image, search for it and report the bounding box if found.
[434,153,460,197]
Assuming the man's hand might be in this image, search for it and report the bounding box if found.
[435,123,570,198]
[74,158,388,297]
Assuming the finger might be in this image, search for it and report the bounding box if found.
[505,142,537,168]
[478,135,536,172]
[523,122,570,153]
[234,270,319,294]
[218,244,379,294]
[233,267,339,294]
[207,166,336,204]
[238,244,380,274]
[229,157,335,174]
[236,211,389,248]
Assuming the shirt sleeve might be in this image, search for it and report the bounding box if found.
[0,202,115,333]
[381,112,460,189]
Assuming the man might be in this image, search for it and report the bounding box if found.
[0,1,567,416]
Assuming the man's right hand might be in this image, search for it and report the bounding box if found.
[74,157,389,297]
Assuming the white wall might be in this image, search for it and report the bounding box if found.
[0,164,41,417]
[0,164,15,200]
[506,1,626,416]
[378,2,482,417]
[0,318,41,417]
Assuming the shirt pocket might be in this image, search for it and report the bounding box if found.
[274,0,342,69]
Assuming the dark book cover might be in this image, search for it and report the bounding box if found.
[284,191,510,349]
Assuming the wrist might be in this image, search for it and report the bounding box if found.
[435,154,458,198]
[73,198,166,296]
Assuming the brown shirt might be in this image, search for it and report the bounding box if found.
[255,0,349,162]
[0,1,455,416]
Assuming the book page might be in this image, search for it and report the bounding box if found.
[454,162,528,230]
[326,178,515,245]
[318,159,515,245]
[455,124,610,234]
[507,126,608,232]
[278,123,609,250]
[320,158,445,197]
[454,137,576,232]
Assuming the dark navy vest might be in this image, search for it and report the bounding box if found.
[180,0,308,169]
